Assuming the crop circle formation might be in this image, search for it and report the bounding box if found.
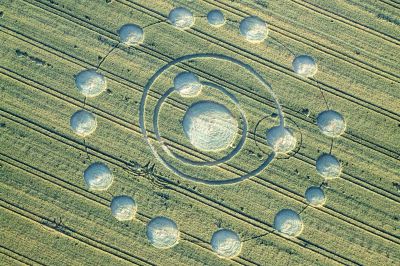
[75,69,107,97]
[316,110,346,137]
[110,195,137,221]
[273,209,304,237]
[207,9,226,27]
[139,53,284,185]
[70,6,350,260]
[118,24,144,46]
[146,216,180,249]
[183,101,238,152]
[70,109,97,137]
[211,229,242,258]
[305,186,326,207]
[83,162,114,191]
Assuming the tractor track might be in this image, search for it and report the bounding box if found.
[1,68,400,245]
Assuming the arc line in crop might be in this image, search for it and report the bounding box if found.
[253,115,303,160]
[153,82,248,167]
[2,112,399,246]
[0,155,257,265]
[140,53,283,185]
[4,23,397,161]
[23,0,400,121]
[3,65,396,200]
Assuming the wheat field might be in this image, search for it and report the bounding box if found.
[0,0,399,265]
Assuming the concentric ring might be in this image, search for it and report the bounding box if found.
[139,53,284,185]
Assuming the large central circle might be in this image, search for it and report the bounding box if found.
[139,53,284,185]
[183,101,238,152]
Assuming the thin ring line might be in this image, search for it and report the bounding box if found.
[139,53,283,185]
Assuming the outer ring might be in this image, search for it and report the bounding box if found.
[153,81,248,166]
[139,53,284,185]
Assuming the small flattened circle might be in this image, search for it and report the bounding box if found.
[183,101,238,152]
[316,153,342,179]
[173,72,202,97]
[239,16,268,43]
[305,186,326,207]
[292,55,318,78]
[316,110,346,137]
[273,209,303,237]
[266,126,297,154]
[211,229,242,258]
[168,7,195,30]
[83,162,114,191]
[146,216,180,249]
[75,69,107,97]
[118,24,144,46]
[70,109,97,137]
[110,195,137,221]
[207,9,225,27]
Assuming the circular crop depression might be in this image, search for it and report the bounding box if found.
[316,110,346,137]
[316,153,342,179]
[239,16,268,43]
[207,9,225,27]
[292,55,318,78]
[273,209,303,237]
[83,162,114,191]
[266,126,297,154]
[70,109,97,137]
[173,71,202,97]
[75,69,107,97]
[183,101,238,152]
[110,195,137,221]
[146,216,179,249]
[305,186,326,207]
[168,7,195,30]
[211,229,242,258]
[118,24,144,46]
[154,82,247,167]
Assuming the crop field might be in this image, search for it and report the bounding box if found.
[0,0,399,265]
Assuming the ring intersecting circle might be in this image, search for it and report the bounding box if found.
[139,53,284,185]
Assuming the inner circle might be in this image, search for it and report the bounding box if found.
[153,81,248,167]
[183,101,238,152]
[140,53,283,185]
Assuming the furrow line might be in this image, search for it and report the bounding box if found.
[2,65,399,206]
[2,69,399,243]
[379,0,400,9]
[0,250,30,266]
[0,245,43,266]
[2,18,398,161]
[0,200,153,266]
[204,0,400,81]
[0,111,358,266]
[0,155,254,266]
[24,0,400,122]
[121,0,400,119]
[291,0,399,45]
